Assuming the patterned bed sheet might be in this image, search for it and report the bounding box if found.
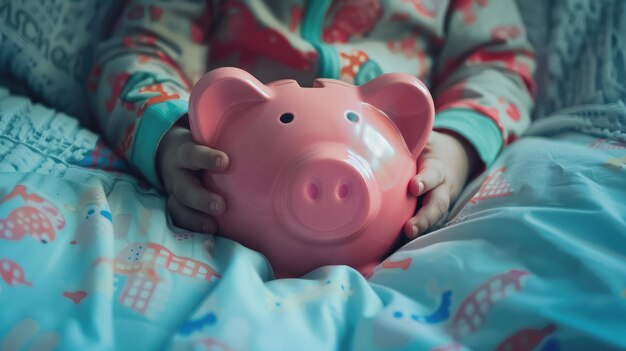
[1,89,626,351]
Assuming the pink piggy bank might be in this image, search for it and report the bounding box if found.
[189,67,434,278]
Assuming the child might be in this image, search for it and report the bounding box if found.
[90,0,535,238]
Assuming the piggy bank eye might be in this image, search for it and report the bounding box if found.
[279,113,294,124]
[345,111,359,122]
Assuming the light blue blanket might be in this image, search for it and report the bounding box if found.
[1,88,625,350]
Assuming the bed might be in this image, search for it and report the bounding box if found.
[1,1,625,350]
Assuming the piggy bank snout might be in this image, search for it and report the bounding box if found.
[277,149,380,243]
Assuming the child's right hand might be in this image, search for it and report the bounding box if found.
[157,125,229,234]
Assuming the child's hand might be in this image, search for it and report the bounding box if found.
[404,130,480,238]
[157,125,229,234]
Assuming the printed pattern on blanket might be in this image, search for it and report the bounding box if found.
[1,88,626,350]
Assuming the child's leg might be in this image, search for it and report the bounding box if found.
[366,132,626,350]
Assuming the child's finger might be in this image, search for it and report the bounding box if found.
[178,141,229,171]
[167,196,218,234]
[404,185,450,238]
[410,160,445,196]
[172,171,226,216]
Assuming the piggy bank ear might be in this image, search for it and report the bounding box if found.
[359,73,434,160]
[189,67,271,146]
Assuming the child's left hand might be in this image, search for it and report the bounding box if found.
[404,130,481,238]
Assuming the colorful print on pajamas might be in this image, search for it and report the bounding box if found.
[90,0,535,187]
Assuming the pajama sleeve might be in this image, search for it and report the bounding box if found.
[432,0,536,168]
[89,0,210,187]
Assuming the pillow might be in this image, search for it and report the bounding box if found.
[0,0,122,124]
[515,0,626,118]
[514,0,552,119]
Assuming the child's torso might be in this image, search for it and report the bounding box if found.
[207,0,450,86]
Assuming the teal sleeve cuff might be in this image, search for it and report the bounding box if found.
[433,109,503,167]
[130,99,188,188]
